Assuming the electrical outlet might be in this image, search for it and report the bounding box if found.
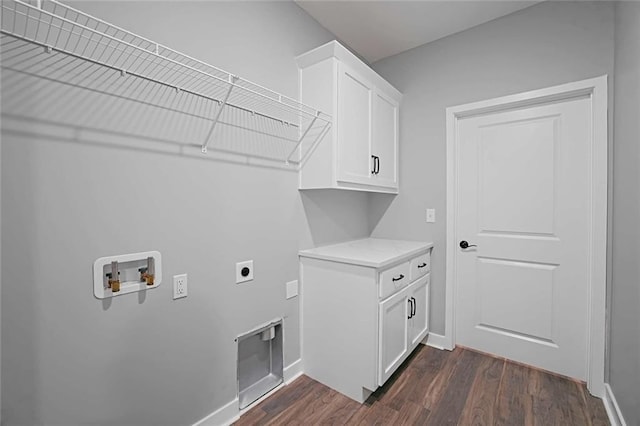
[426,208,436,223]
[173,274,187,299]
[236,260,254,284]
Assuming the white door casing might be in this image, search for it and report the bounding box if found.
[445,76,608,397]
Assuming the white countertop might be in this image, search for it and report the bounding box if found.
[299,238,433,269]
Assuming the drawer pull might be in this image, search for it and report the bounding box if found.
[417,262,427,268]
[392,274,404,282]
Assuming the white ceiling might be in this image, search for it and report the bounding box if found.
[296,1,542,63]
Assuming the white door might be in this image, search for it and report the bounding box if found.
[372,89,399,188]
[378,286,410,385]
[408,275,430,347]
[336,63,373,185]
[456,96,591,380]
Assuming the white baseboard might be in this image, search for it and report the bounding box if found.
[192,359,304,426]
[425,333,453,351]
[284,358,303,384]
[192,398,239,426]
[603,383,627,426]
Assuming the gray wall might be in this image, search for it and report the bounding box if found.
[371,1,615,335]
[610,2,640,424]
[0,2,370,425]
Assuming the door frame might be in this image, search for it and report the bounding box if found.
[444,76,608,397]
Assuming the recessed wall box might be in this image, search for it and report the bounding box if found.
[93,251,162,299]
[237,320,283,410]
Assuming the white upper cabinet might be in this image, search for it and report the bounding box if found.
[337,63,374,185]
[297,41,401,194]
[372,90,399,188]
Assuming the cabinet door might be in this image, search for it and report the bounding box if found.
[378,286,410,386]
[408,274,430,348]
[336,63,373,185]
[372,90,399,189]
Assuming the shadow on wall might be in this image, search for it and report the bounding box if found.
[300,189,396,248]
[368,193,396,232]
[0,34,323,172]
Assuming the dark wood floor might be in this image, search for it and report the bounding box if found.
[234,345,609,425]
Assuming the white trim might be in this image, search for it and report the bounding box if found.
[603,383,628,426]
[424,333,453,351]
[192,398,239,426]
[445,76,608,394]
[284,358,304,384]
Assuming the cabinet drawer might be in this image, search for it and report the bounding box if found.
[410,252,431,281]
[379,261,410,299]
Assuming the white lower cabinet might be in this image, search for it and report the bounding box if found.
[299,238,433,403]
[379,274,430,386]
[379,285,411,385]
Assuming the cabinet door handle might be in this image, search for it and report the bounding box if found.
[408,298,413,319]
[371,155,380,175]
[392,274,404,282]
[411,297,416,317]
[417,263,427,269]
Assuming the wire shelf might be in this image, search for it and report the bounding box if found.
[0,0,331,166]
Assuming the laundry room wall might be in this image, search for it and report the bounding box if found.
[370,0,615,337]
[0,2,369,425]
[609,2,640,424]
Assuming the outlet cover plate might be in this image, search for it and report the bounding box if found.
[236,260,254,284]
[286,280,298,299]
[173,274,187,299]
[426,208,436,223]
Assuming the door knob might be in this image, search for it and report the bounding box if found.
[459,240,477,249]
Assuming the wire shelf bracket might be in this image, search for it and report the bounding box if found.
[202,75,238,154]
[0,0,332,168]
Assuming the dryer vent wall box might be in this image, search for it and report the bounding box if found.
[237,320,283,410]
[297,41,402,194]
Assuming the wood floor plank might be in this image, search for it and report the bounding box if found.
[457,354,505,426]
[495,361,534,426]
[423,349,483,425]
[528,368,595,426]
[395,400,431,425]
[419,346,464,409]
[233,346,610,426]
[259,375,315,415]
[348,400,400,426]
[305,389,361,425]
[580,385,610,426]
[236,376,317,425]
[377,365,421,411]
[401,350,447,408]
[547,372,589,426]
[234,407,268,426]
[264,381,333,425]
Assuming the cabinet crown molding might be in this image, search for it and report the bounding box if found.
[297,40,402,101]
